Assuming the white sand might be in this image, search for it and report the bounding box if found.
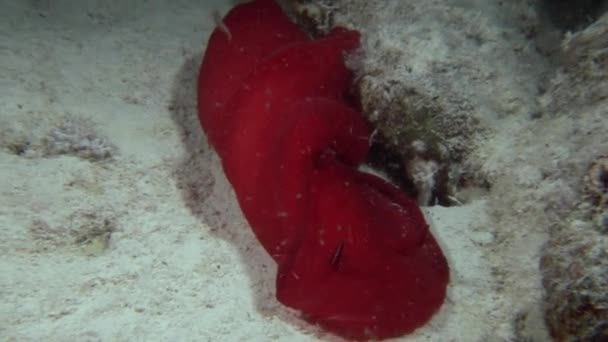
[0,1,550,341]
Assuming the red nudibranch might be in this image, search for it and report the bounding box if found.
[197,0,449,339]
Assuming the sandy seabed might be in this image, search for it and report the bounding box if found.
[0,0,562,341]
